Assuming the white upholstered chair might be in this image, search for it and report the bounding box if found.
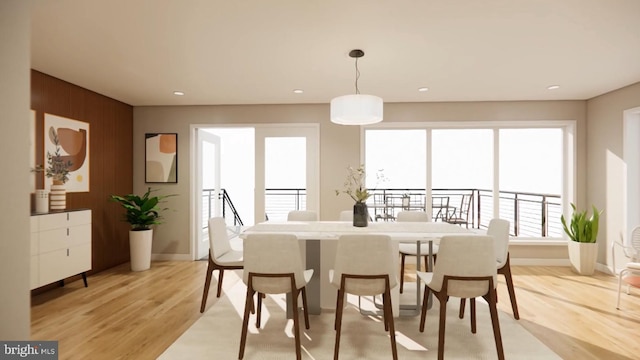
[459,218,519,319]
[287,210,318,221]
[200,217,243,313]
[339,210,353,221]
[417,235,504,360]
[238,233,314,360]
[613,226,640,309]
[396,210,437,293]
[330,234,399,360]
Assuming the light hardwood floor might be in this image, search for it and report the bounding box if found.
[31,261,640,360]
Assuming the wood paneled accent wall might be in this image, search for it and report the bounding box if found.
[31,70,133,279]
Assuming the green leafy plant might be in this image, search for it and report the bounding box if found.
[110,188,175,231]
[32,128,73,184]
[560,203,602,243]
[335,164,386,203]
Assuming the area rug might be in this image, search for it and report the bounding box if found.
[159,272,560,359]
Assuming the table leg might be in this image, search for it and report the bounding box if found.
[286,239,321,318]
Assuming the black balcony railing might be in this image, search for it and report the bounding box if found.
[261,187,562,238]
[202,187,562,238]
[202,188,243,228]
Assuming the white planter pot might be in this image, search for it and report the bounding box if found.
[130,229,153,271]
[568,241,598,275]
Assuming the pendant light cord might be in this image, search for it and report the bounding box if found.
[354,57,360,95]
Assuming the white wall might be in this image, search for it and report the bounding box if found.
[134,100,586,263]
[0,0,31,339]
[586,82,640,267]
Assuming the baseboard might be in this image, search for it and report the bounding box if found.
[151,253,192,261]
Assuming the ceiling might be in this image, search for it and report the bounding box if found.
[30,0,640,107]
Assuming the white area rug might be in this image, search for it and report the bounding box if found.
[159,272,560,359]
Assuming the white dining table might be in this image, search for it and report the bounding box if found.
[240,220,473,317]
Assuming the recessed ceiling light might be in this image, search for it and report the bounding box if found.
[418,87,429,92]
[293,89,304,94]
[173,91,185,96]
[547,85,560,90]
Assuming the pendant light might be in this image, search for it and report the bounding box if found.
[330,49,383,125]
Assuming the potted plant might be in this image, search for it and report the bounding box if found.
[335,164,386,227]
[32,129,73,211]
[110,187,174,271]
[561,203,602,275]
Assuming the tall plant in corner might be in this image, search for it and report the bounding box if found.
[561,203,602,243]
[561,203,603,275]
[110,187,173,231]
[110,188,175,272]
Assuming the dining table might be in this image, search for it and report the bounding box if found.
[240,220,473,317]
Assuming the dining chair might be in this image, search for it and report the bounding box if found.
[339,210,353,221]
[238,233,314,360]
[458,218,519,320]
[446,193,472,228]
[330,233,398,360]
[396,210,437,293]
[417,235,504,360]
[200,217,243,313]
[612,226,640,309]
[287,210,318,221]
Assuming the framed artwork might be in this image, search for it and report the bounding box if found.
[43,113,90,192]
[145,133,177,183]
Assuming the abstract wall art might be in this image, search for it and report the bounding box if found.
[43,113,90,192]
[145,133,177,183]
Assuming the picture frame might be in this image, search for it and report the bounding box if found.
[145,133,177,183]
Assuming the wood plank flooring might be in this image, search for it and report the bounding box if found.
[31,261,640,360]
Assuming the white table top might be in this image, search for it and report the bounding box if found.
[241,220,472,241]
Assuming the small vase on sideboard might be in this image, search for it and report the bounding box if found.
[49,180,66,211]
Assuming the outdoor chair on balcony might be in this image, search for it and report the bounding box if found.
[432,196,451,221]
[613,226,640,310]
[396,210,437,293]
[446,194,472,228]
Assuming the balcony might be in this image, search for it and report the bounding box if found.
[202,188,562,238]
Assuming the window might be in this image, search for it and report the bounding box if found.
[364,122,573,240]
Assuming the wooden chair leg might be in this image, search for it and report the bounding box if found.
[459,298,466,319]
[238,287,254,359]
[437,293,448,360]
[419,285,430,332]
[200,257,214,313]
[256,291,263,328]
[499,255,520,319]
[383,286,399,360]
[301,287,310,329]
[485,290,505,360]
[382,293,389,332]
[292,288,302,360]
[216,268,225,297]
[334,286,346,360]
[470,298,477,334]
[399,253,406,293]
[334,289,341,330]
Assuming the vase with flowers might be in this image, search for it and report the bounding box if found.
[43,129,72,211]
[335,164,385,227]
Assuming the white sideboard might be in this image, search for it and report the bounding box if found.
[30,209,92,290]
